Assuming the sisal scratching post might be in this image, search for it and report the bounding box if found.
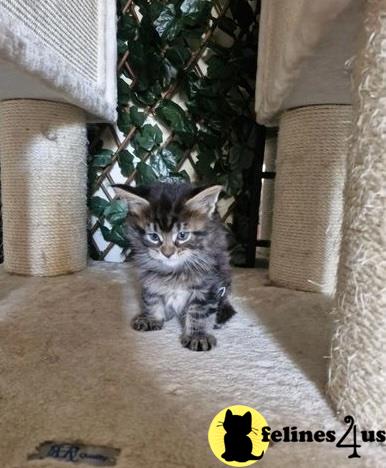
[328,0,386,430]
[269,105,352,294]
[0,99,87,276]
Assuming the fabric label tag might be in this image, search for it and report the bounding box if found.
[28,441,120,466]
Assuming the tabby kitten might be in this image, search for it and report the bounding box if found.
[113,182,236,351]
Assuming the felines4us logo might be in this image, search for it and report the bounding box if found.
[208,405,386,466]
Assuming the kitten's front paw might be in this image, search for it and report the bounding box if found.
[131,315,164,332]
[180,333,217,351]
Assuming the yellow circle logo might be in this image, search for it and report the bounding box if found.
[208,405,269,466]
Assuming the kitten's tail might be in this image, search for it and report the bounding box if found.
[215,299,237,327]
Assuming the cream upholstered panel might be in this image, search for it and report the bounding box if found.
[0,0,100,82]
[255,0,360,125]
[0,0,116,122]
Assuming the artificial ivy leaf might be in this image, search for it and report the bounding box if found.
[148,53,166,85]
[117,78,131,105]
[180,0,212,26]
[132,145,149,160]
[148,1,163,21]
[226,87,248,113]
[134,124,163,151]
[163,142,185,163]
[230,0,254,30]
[103,200,128,225]
[230,171,244,194]
[229,145,240,170]
[206,40,231,58]
[128,41,164,91]
[207,56,234,80]
[183,25,208,43]
[117,110,131,135]
[136,0,163,23]
[219,171,243,196]
[198,129,221,149]
[155,100,196,143]
[117,38,128,55]
[88,167,98,189]
[149,146,178,177]
[89,196,109,218]
[135,161,158,184]
[92,149,114,168]
[129,106,146,127]
[172,169,190,181]
[162,59,178,88]
[195,78,219,97]
[117,150,135,176]
[127,42,150,90]
[218,17,237,36]
[118,15,137,41]
[184,71,201,99]
[110,225,130,248]
[160,170,190,183]
[198,143,217,161]
[136,19,159,51]
[154,5,181,41]
[132,83,161,106]
[100,225,130,248]
[194,92,234,126]
[165,45,191,69]
[195,151,215,179]
[128,41,146,68]
[100,225,111,243]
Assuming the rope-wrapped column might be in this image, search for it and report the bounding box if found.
[0,100,87,276]
[269,105,352,294]
[328,0,386,429]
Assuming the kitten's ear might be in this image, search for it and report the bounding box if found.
[112,184,150,216]
[185,185,222,216]
[225,409,233,419]
[243,411,252,425]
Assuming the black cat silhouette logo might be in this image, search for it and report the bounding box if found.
[208,405,270,466]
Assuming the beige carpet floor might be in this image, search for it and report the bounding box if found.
[0,262,384,468]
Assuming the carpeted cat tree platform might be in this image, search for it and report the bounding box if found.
[1,262,385,467]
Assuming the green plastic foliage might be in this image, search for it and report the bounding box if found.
[89,0,259,263]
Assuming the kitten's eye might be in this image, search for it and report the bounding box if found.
[176,231,190,242]
[147,232,161,243]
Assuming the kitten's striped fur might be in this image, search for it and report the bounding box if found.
[114,182,236,351]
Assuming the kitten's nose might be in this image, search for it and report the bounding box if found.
[161,246,174,258]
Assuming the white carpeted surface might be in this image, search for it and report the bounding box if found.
[0,262,384,467]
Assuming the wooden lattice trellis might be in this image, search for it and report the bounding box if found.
[88,0,265,264]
